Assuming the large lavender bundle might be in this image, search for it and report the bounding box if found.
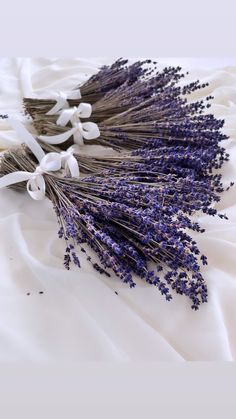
[0,143,212,310]
[23,59,155,119]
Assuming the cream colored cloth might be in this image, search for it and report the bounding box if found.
[0,58,235,361]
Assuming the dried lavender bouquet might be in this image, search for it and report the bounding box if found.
[32,75,227,177]
[33,104,228,208]
[0,139,211,310]
[23,58,155,119]
[3,113,228,215]
[38,142,229,220]
[25,64,184,124]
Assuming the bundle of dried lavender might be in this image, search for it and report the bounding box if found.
[37,142,229,219]
[32,75,227,179]
[0,145,210,309]
[32,99,228,211]
[26,64,184,124]
[23,59,154,119]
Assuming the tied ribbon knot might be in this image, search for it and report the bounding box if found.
[39,103,100,146]
[60,145,81,178]
[46,90,82,115]
[56,103,92,125]
[0,119,80,201]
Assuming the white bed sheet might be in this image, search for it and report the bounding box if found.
[0,58,235,361]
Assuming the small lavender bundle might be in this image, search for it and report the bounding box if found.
[23,59,155,119]
[32,106,228,205]
[26,64,184,124]
[3,112,228,210]
[0,142,209,310]
[37,142,229,220]
[31,77,227,174]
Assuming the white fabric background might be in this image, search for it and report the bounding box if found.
[0,58,235,361]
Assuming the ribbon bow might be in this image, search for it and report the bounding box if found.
[46,90,82,115]
[39,104,100,146]
[0,119,80,200]
[60,145,81,178]
[56,103,92,126]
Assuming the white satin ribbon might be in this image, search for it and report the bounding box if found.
[56,103,92,126]
[60,146,80,178]
[46,90,82,115]
[0,119,80,200]
[39,120,100,146]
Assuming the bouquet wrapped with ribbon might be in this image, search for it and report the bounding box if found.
[0,59,233,311]
[23,59,159,119]
[24,62,185,124]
